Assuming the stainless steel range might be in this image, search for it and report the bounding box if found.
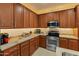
[46,31,59,51]
[46,20,59,51]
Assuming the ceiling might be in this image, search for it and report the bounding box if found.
[21,3,79,14]
[27,3,65,10]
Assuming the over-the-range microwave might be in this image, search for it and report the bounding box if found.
[47,20,59,27]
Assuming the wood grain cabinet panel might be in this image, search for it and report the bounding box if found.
[76,5,79,27]
[59,9,75,28]
[14,4,24,28]
[29,37,39,55]
[0,3,14,28]
[30,39,36,55]
[29,12,38,28]
[33,13,38,28]
[20,40,30,56]
[39,14,47,28]
[69,39,79,51]
[39,36,46,48]
[24,8,30,28]
[59,38,69,49]
[3,45,20,56]
[46,12,59,22]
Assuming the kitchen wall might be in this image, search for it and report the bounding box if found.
[0,28,48,37]
[0,28,78,37]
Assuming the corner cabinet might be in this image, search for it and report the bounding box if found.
[38,14,47,28]
[0,3,14,29]
[29,12,38,28]
[39,36,46,48]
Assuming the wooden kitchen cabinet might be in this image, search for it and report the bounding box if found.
[29,12,38,28]
[29,37,39,55]
[39,14,47,28]
[0,3,14,28]
[29,38,36,55]
[33,13,38,28]
[59,38,69,49]
[39,36,46,48]
[3,45,20,56]
[24,8,30,28]
[59,9,75,28]
[38,12,59,28]
[46,12,59,22]
[14,4,24,28]
[69,39,79,51]
[20,40,30,56]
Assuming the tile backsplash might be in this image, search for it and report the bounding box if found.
[0,28,78,37]
[59,28,78,36]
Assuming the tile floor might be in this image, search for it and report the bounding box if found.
[32,47,56,56]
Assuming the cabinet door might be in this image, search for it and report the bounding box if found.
[14,4,24,28]
[20,41,30,56]
[29,12,34,28]
[69,39,79,51]
[24,8,30,28]
[59,38,68,48]
[46,13,53,22]
[30,41,36,55]
[0,3,13,28]
[59,9,75,28]
[46,12,59,22]
[76,5,79,27]
[39,36,46,48]
[4,45,20,56]
[39,14,47,28]
[33,13,38,28]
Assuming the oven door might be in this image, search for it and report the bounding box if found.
[46,36,59,46]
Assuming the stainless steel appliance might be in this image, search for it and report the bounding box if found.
[46,31,59,51]
[47,20,59,27]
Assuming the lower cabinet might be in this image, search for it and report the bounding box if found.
[3,45,20,56]
[59,38,79,51]
[59,38,69,49]
[69,39,79,51]
[29,37,39,55]
[0,36,45,56]
[20,40,30,56]
[39,36,46,48]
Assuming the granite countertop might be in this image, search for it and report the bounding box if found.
[0,33,78,51]
[59,35,78,39]
[0,34,46,51]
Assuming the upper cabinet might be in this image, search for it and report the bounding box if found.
[14,4,24,28]
[39,14,47,28]
[24,8,30,28]
[30,12,38,28]
[0,3,14,29]
[59,9,76,28]
[76,5,79,28]
[46,12,59,22]
[38,12,59,28]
